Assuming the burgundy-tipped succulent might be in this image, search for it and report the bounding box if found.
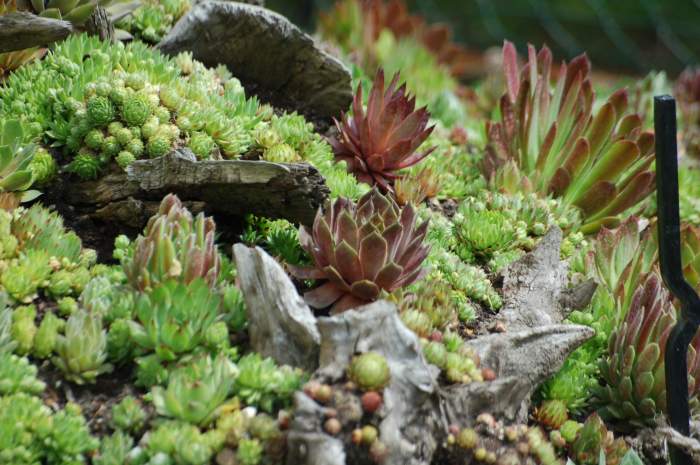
[330,69,435,193]
[484,41,655,233]
[289,188,430,314]
[597,272,700,426]
[122,194,220,292]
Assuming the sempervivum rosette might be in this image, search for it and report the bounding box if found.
[330,69,435,193]
[290,188,430,314]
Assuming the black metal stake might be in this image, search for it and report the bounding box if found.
[655,95,700,465]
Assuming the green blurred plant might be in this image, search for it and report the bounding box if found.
[52,309,113,384]
[129,278,220,363]
[120,194,221,292]
[233,353,304,413]
[151,354,237,426]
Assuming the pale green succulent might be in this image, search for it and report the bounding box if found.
[0,210,18,259]
[0,119,39,207]
[237,438,263,465]
[0,352,46,395]
[17,0,98,25]
[453,203,518,262]
[52,310,113,384]
[233,353,305,413]
[144,420,221,465]
[2,249,51,302]
[93,431,134,465]
[111,395,147,434]
[10,304,36,354]
[129,279,220,362]
[151,354,237,426]
[0,295,16,353]
[33,312,64,358]
[0,394,98,465]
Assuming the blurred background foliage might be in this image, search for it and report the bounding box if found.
[267,0,700,76]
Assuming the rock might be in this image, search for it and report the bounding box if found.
[439,378,528,428]
[233,244,320,371]
[287,393,347,465]
[497,227,596,330]
[452,325,594,424]
[287,301,441,465]
[157,1,352,119]
[0,12,73,53]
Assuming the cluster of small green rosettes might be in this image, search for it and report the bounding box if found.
[61,72,184,178]
[0,205,96,304]
[116,0,192,44]
[421,207,502,309]
[422,336,491,384]
[0,393,98,465]
[452,193,586,272]
[240,215,309,267]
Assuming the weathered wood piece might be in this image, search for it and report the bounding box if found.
[56,148,328,224]
[84,6,114,42]
[0,12,73,53]
[46,149,328,257]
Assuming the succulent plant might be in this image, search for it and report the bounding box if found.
[0,210,17,259]
[129,278,220,362]
[452,203,517,263]
[586,217,657,309]
[393,166,441,206]
[483,42,655,234]
[11,203,84,264]
[10,304,36,354]
[264,143,300,163]
[330,69,435,193]
[188,131,216,159]
[151,355,237,426]
[348,351,391,391]
[144,420,220,465]
[52,309,113,384]
[0,300,16,354]
[680,223,700,291]
[236,438,264,465]
[116,0,191,44]
[289,188,429,313]
[33,312,64,358]
[569,414,628,465]
[233,353,304,413]
[320,0,475,79]
[675,67,700,159]
[67,152,101,179]
[16,0,97,25]
[0,393,98,465]
[0,119,39,210]
[536,400,569,430]
[93,431,134,465]
[0,352,46,394]
[121,194,221,291]
[597,272,700,426]
[111,395,147,433]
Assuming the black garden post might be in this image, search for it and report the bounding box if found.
[655,95,700,465]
